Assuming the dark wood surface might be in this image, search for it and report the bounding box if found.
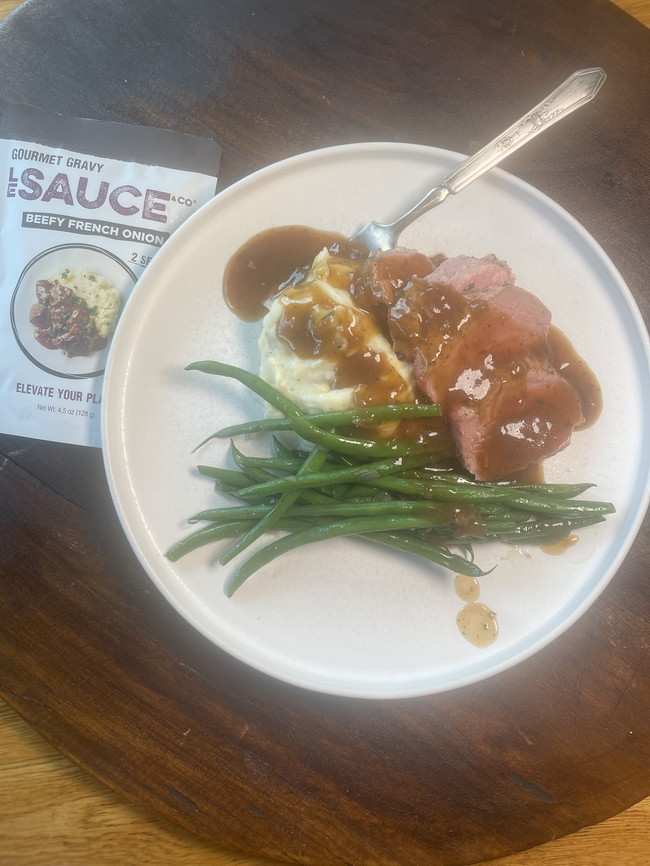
[1,1,649,864]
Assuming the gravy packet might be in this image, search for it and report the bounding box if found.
[0,104,221,447]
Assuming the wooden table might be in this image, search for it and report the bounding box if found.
[1,1,649,864]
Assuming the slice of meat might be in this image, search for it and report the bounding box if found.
[30,278,106,358]
[449,365,584,481]
[29,302,49,329]
[427,253,515,293]
[36,279,72,305]
[395,280,552,377]
[351,248,440,310]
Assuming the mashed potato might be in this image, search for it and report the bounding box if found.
[259,249,415,416]
[51,267,121,338]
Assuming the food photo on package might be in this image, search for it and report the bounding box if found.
[0,104,221,447]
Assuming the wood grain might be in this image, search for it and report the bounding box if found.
[1,1,649,865]
[4,696,649,866]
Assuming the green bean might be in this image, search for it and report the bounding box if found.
[502,482,595,499]
[347,474,616,514]
[359,531,490,576]
[233,453,434,500]
[198,461,340,508]
[351,475,509,501]
[288,412,443,458]
[339,484,388,501]
[229,443,303,474]
[186,360,303,417]
[166,518,315,562]
[196,464,281,503]
[488,515,606,544]
[187,359,444,458]
[204,402,442,441]
[185,361,413,457]
[199,461,290,487]
[197,465,256,486]
[166,520,260,562]
[189,505,280,524]
[231,439,355,475]
[192,499,454,525]
[271,435,299,460]
[374,470,595,504]
[506,494,615,516]
[406,470,595,500]
[219,446,329,565]
[224,514,476,596]
[270,441,363,499]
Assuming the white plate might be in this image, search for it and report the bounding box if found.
[102,142,650,699]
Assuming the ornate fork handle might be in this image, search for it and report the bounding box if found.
[445,68,606,193]
[352,68,606,251]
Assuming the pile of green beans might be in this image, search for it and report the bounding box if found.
[166,360,616,597]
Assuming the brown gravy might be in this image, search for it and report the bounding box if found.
[548,325,602,429]
[222,225,366,321]
[455,601,499,648]
[542,533,580,555]
[223,224,601,479]
[454,574,481,603]
[272,257,454,451]
[275,281,412,407]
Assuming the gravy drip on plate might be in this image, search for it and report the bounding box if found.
[456,601,499,648]
[454,574,481,603]
[454,575,498,648]
[542,533,580,555]
[223,225,366,322]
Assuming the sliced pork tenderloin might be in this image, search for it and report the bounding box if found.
[384,254,584,480]
[426,253,515,294]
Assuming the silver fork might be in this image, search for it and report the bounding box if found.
[351,68,606,253]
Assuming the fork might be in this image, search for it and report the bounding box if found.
[351,68,606,253]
